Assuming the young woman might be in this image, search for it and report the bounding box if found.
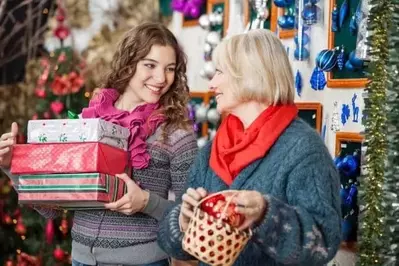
[158,29,341,266]
[0,22,198,266]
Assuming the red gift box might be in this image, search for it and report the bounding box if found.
[18,173,127,209]
[11,143,128,175]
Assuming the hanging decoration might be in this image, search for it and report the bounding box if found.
[351,93,360,123]
[225,0,245,37]
[331,4,339,31]
[275,0,295,30]
[198,8,224,80]
[246,0,270,30]
[341,104,350,125]
[171,0,206,19]
[310,48,339,90]
[357,0,390,263]
[331,101,341,132]
[338,0,349,28]
[295,70,302,97]
[321,114,328,142]
[382,0,399,263]
[335,151,361,243]
[355,0,372,61]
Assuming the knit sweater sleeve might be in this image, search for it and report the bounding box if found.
[141,130,198,221]
[253,151,342,265]
[1,168,63,219]
[157,142,206,260]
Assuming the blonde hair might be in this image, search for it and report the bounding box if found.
[213,29,295,105]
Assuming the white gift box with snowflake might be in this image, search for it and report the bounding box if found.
[27,119,130,151]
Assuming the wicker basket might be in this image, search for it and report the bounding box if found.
[182,190,252,266]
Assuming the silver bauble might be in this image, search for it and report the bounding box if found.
[204,42,212,53]
[206,31,221,47]
[203,61,216,79]
[209,129,217,140]
[257,7,269,20]
[195,103,209,123]
[206,108,221,125]
[214,13,224,25]
[199,14,211,30]
[208,13,217,25]
[199,68,207,79]
[197,136,208,148]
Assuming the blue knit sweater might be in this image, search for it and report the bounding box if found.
[157,119,342,266]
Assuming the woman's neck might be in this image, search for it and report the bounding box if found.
[230,102,269,129]
[114,90,144,112]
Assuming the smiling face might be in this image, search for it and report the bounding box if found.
[127,44,176,104]
[208,67,240,114]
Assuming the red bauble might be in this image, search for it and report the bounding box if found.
[50,101,64,115]
[3,214,12,224]
[53,25,70,40]
[200,193,244,228]
[45,219,55,244]
[43,112,51,119]
[15,223,27,235]
[60,218,69,236]
[34,88,46,98]
[32,114,38,120]
[5,259,14,266]
[53,246,65,261]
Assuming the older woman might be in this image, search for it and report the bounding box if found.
[157,29,341,266]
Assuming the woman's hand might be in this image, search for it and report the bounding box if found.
[0,122,18,168]
[104,173,149,215]
[179,187,207,232]
[232,190,268,230]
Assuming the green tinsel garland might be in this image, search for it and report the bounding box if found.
[383,1,399,265]
[358,0,391,265]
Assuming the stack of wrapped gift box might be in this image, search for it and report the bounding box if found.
[10,118,130,210]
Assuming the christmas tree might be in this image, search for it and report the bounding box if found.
[0,3,89,265]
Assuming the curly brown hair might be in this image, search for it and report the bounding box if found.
[103,22,192,139]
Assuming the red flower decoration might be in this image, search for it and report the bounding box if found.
[51,75,70,95]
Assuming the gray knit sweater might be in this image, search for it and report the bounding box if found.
[158,119,342,266]
[4,128,198,265]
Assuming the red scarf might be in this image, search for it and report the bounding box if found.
[210,105,298,185]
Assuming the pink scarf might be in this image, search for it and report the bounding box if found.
[81,88,165,169]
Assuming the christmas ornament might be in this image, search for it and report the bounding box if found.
[338,0,349,28]
[197,136,208,148]
[199,14,211,30]
[200,193,244,228]
[202,61,216,79]
[45,219,55,244]
[247,0,270,30]
[67,110,79,119]
[15,222,26,235]
[315,48,339,72]
[60,217,69,236]
[53,246,65,261]
[331,5,339,31]
[355,0,371,61]
[295,70,302,97]
[50,101,65,115]
[273,0,294,8]
[5,259,14,266]
[330,101,340,132]
[3,214,12,224]
[32,114,39,120]
[43,112,51,119]
[34,88,46,98]
[341,104,350,125]
[205,31,221,47]
[206,108,220,125]
[195,104,209,123]
[351,93,360,123]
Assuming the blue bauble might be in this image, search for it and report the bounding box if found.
[342,219,352,239]
[316,49,338,72]
[294,47,310,60]
[278,16,288,28]
[302,4,318,25]
[306,0,320,4]
[340,155,358,177]
[294,33,310,46]
[286,15,295,28]
[274,0,295,8]
[349,50,364,68]
[345,60,355,71]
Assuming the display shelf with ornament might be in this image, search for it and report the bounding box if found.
[334,132,364,253]
[296,102,323,132]
[207,0,228,36]
[272,0,296,38]
[327,0,368,88]
[244,0,276,30]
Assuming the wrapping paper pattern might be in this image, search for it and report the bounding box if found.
[27,119,130,150]
[18,173,127,209]
[11,143,128,175]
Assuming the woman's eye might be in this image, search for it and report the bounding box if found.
[145,64,156,69]
[167,67,176,72]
